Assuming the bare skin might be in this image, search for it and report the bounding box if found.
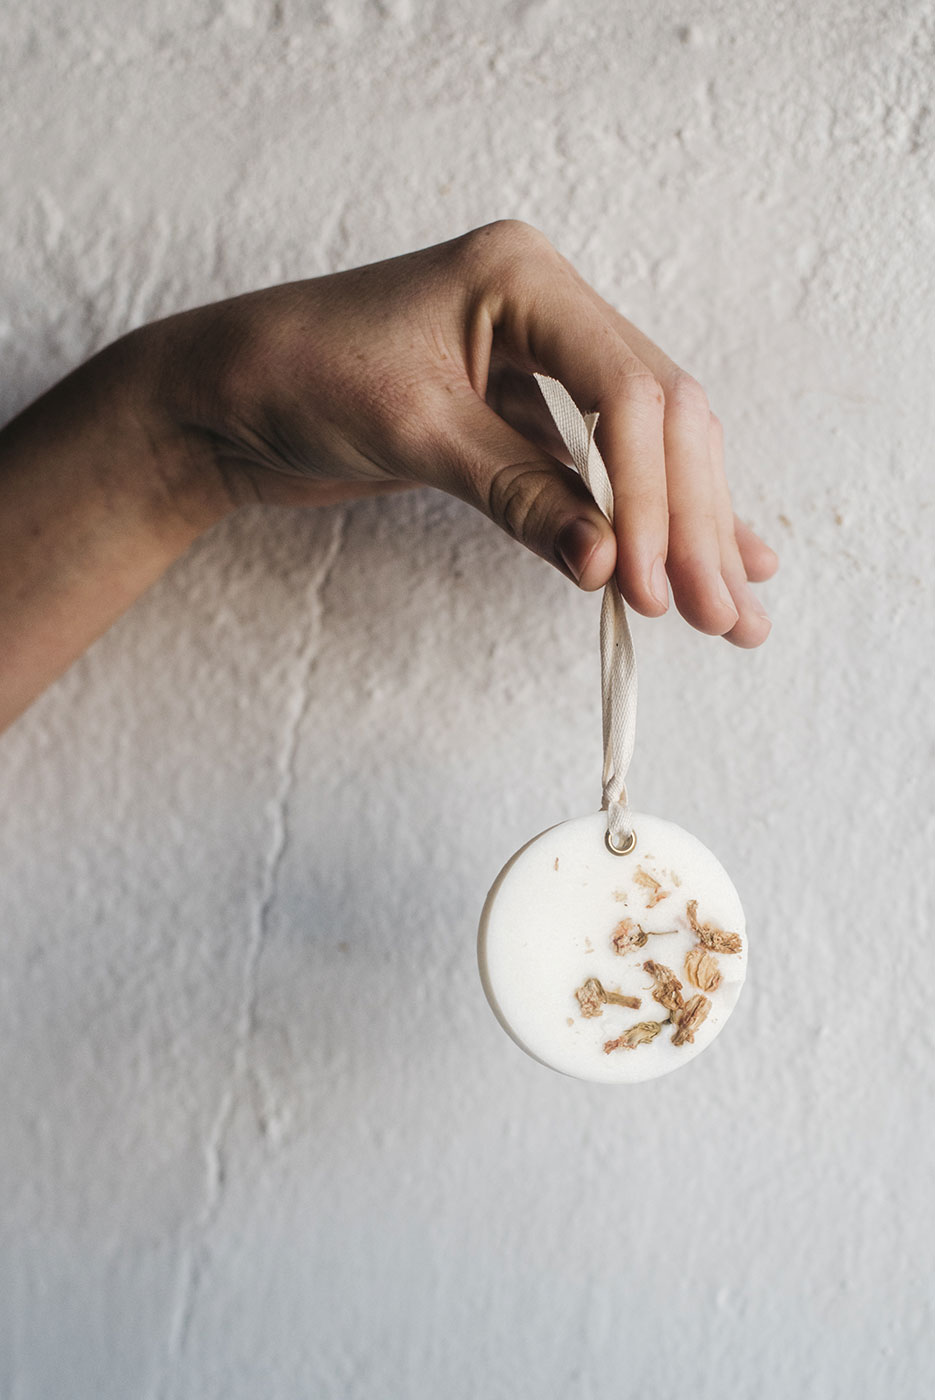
[0,221,777,732]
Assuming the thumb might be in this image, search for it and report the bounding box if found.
[437,392,616,591]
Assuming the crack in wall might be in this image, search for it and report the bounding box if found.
[149,510,348,1400]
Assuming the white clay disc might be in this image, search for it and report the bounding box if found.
[478,812,746,1083]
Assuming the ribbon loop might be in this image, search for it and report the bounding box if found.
[534,375,637,844]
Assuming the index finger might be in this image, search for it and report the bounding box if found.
[480,224,671,616]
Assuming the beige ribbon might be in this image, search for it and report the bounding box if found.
[535,374,637,845]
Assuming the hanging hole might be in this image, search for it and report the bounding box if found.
[605,827,637,857]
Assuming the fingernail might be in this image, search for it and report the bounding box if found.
[739,578,770,622]
[650,556,668,609]
[556,518,602,583]
[717,574,740,621]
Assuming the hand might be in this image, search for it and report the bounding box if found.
[153,220,777,646]
[0,221,779,732]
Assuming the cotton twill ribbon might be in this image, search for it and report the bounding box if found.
[534,374,637,847]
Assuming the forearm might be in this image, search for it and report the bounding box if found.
[0,228,779,736]
[0,327,231,732]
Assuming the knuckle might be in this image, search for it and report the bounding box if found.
[457,220,554,276]
[615,367,665,413]
[486,460,552,541]
[665,371,709,422]
[484,218,551,252]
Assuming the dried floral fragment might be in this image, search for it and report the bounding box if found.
[634,867,669,907]
[671,993,711,1046]
[611,917,648,954]
[686,900,742,955]
[575,977,641,1018]
[554,858,559,872]
[642,960,685,1016]
[604,989,642,1010]
[613,890,629,903]
[575,978,608,1018]
[684,946,722,993]
[603,1021,665,1053]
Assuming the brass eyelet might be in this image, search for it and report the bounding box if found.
[605,827,637,856]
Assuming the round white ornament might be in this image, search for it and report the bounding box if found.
[477,376,747,1083]
[478,811,746,1083]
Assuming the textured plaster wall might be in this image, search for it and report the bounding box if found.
[1,2,934,1397]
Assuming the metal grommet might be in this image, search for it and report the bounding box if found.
[605,827,637,857]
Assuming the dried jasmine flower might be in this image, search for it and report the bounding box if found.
[575,977,608,1018]
[603,1020,666,1053]
[575,977,640,1018]
[686,899,742,955]
[611,918,648,954]
[671,993,711,1046]
[642,959,682,997]
[611,917,678,956]
[684,946,722,993]
[642,960,685,1016]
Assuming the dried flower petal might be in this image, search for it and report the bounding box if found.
[686,899,742,955]
[612,917,648,954]
[634,866,669,907]
[684,946,722,993]
[671,993,711,1046]
[603,1020,666,1053]
[642,960,685,1015]
[575,977,607,1018]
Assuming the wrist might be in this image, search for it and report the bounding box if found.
[98,317,240,541]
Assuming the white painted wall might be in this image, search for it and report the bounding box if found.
[2,2,933,1396]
